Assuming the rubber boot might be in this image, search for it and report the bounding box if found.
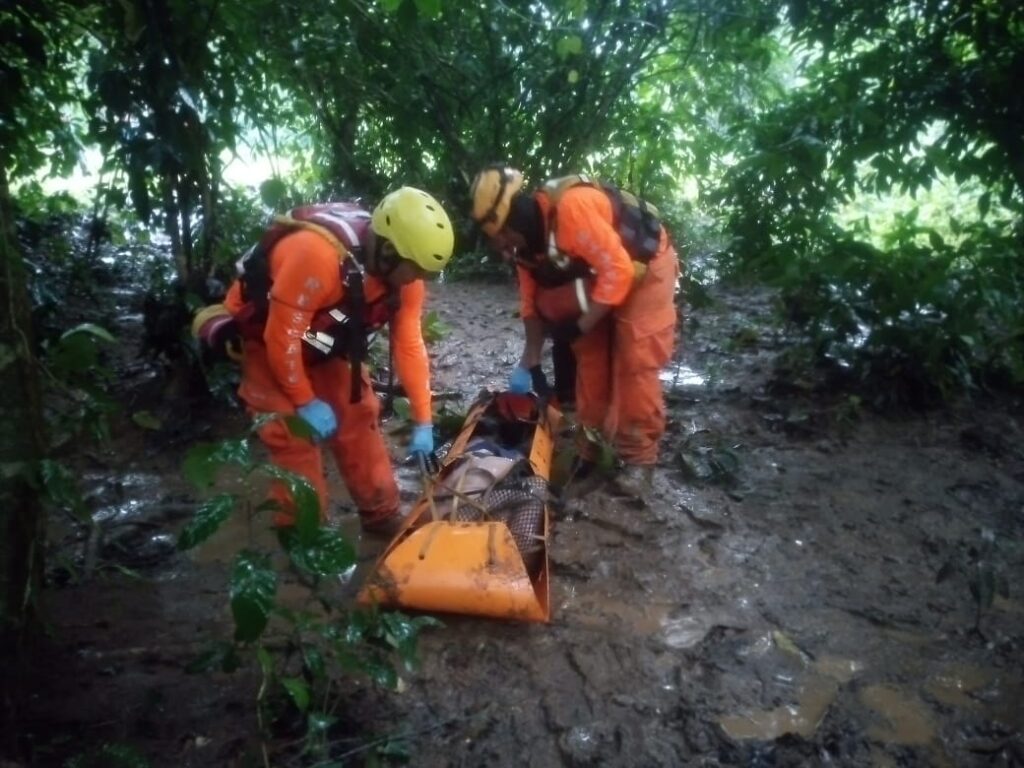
[609,464,654,502]
[361,510,408,538]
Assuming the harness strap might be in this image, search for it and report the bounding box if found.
[239,211,385,404]
[543,175,662,266]
[271,216,349,257]
[340,258,366,404]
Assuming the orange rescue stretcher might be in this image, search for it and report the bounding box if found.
[358,392,560,623]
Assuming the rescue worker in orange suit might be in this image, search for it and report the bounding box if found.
[470,167,679,498]
[213,187,454,536]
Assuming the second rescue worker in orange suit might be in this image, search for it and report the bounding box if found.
[470,167,679,498]
[222,187,454,536]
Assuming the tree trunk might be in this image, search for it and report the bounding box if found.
[0,166,48,752]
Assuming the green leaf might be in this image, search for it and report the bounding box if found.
[421,310,450,343]
[259,177,288,209]
[284,414,316,441]
[60,323,117,344]
[392,397,411,422]
[182,445,221,489]
[183,440,252,489]
[303,645,326,680]
[381,612,442,666]
[39,459,88,518]
[257,646,274,676]
[566,0,587,17]
[364,657,399,688]
[230,551,277,643]
[307,711,338,735]
[177,494,236,550]
[284,527,357,577]
[978,191,991,218]
[556,35,583,59]
[261,464,320,541]
[412,0,442,19]
[332,646,363,674]
[50,332,99,372]
[282,677,310,712]
[119,0,145,42]
[131,411,162,430]
[379,0,404,11]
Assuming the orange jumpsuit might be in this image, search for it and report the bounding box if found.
[518,186,680,465]
[224,228,432,526]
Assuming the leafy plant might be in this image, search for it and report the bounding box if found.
[420,309,450,345]
[178,421,440,762]
[675,429,742,488]
[441,248,510,284]
[549,419,618,492]
[43,323,119,446]
[718,0,1024,403]
[32,322,121,578]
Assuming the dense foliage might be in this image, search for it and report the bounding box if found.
[6,0,1018,403]
[721,0,1024,400]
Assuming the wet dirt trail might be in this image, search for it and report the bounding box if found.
[25,279,1024,767]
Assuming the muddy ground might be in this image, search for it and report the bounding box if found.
[17,272,1024,767]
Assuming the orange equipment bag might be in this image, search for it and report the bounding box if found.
[358,391,560,622]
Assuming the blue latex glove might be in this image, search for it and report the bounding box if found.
[296,398,337,441]
[508,365,532,394]
[409,423,434,456]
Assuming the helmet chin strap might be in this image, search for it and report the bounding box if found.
[507,194,545,257]
[367,233,401,278]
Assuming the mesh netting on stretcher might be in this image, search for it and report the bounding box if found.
[426,444,549,577]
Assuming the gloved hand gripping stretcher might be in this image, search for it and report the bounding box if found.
[358,391,559,622]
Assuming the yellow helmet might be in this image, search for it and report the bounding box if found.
[371,186,455,272]
[470,166,524,236]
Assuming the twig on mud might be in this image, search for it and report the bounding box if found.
[257,648,272,768]
[582,515,645,541]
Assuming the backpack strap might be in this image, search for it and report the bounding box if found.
[599,184,662,264]
[271,215,350,257]
[541,175,663,266]
[240,212,372,403]
[542,174,593,207]
[339,257,367,404]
